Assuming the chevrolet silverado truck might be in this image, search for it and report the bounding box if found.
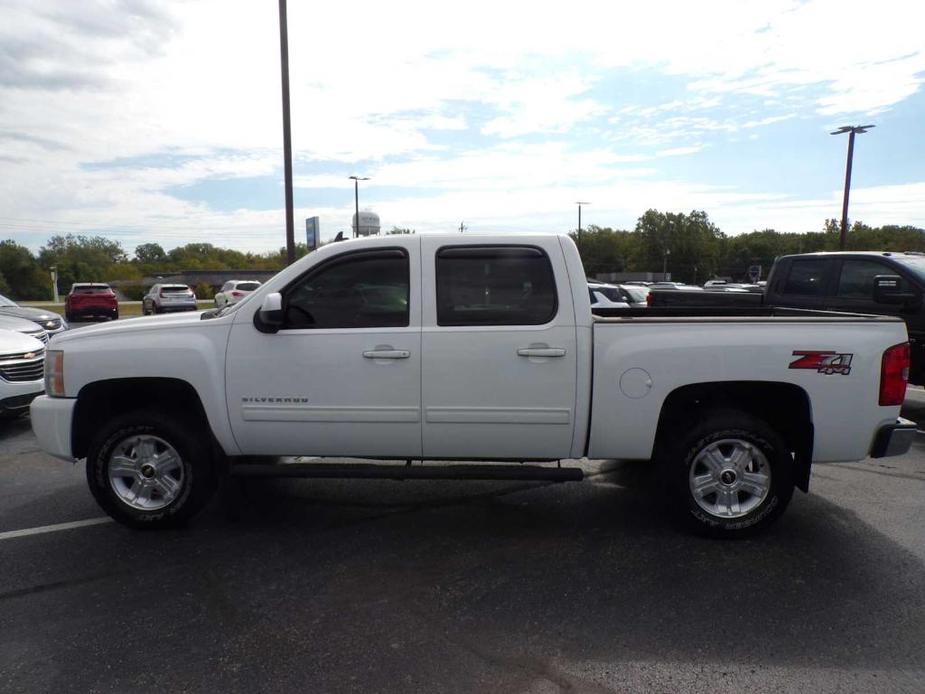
[31,234,915,537]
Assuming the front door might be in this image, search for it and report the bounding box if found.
[420,238,577,459]
[225,240,422,457]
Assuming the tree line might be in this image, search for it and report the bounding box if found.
[1,214,923,300]
[572,211,925,283]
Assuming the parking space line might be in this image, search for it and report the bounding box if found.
[0,517,112,542]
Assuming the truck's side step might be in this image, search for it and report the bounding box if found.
[230,462,584,482]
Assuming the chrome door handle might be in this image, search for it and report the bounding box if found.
[517,347,566,358]
[363,349,410,359]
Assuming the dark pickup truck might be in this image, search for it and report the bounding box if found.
[650,251,925,384]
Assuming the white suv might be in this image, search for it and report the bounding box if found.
[143,284,198,315]
[214,280,261,308]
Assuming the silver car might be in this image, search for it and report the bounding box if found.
[0,314,48,346]
[142,284,198,315]
[0,293,67,336]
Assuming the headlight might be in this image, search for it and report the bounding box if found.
[45,350,65,397]
[45,320,56,328]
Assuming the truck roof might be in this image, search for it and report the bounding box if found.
[778,251,925,259]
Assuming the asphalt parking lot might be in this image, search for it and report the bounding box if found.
[1,394,924,693]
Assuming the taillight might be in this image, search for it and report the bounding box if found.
[879,342,910,406]
[646,292,654,307]
[231,291,242,297]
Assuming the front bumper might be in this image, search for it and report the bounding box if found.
[0,387,43,414]
[869,417,917,458]
[29,395,77,461]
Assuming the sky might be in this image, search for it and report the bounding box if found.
[1,0,924,255]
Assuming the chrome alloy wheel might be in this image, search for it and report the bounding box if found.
[107,435,185,511]
[688,438,771,519]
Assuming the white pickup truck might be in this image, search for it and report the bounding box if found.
[31,233,916,537]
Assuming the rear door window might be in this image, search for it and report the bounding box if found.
[435,246,557,326]
[782,259,831,296]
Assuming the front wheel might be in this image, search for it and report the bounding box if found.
[659,410,794,538]
[86,411,218,528]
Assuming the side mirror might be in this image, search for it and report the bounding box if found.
[255,292,283,333]
[873,275,918,305]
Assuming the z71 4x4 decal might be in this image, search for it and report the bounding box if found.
[789,351,853,375]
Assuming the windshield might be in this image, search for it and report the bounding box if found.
[236,282,260,291]
[0,294,17,307]
[891,256,925,282]
[73,285,110,294]
[162,285,191,293]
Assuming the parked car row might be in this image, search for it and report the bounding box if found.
[0,293,57,419]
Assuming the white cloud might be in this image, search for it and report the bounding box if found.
[1,0,923,253]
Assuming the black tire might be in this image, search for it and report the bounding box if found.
[111,310,119,320]
[65,310,74,322]
[85,410,218,529]
[659,409,794,538]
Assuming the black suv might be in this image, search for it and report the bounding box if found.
[766,251,925,384]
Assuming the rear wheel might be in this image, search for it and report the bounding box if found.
[659,410,794,538]
[86,410,218,528]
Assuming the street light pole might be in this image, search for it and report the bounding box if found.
[831,124,874,250]
[349,175,370,238]
[663,248,670,279]
[277,0,295,265]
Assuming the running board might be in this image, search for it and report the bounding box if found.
[230,462,583,482]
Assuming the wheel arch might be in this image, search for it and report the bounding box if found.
[653,381,814,492]
[73,377,219,460]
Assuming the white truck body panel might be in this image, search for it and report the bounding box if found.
[589,317,907,461]
[225,235,423,457]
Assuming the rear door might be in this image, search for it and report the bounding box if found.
[420,237,577,459]
[771,257,837,310]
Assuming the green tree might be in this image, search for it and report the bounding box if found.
[38,234,128,290]
[387,227,415,234]
[634,210,724,283]
[0,240,49,299]
[134,243,167,264]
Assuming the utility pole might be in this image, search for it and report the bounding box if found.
[575,201,590,249]
[349,175,369,237]
[277,0,295,265]
[831,124,874,250]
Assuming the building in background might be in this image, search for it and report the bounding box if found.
[352,211,380,237]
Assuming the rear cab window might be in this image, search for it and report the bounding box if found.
[781,259,831,296]
[435,245,557,326]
